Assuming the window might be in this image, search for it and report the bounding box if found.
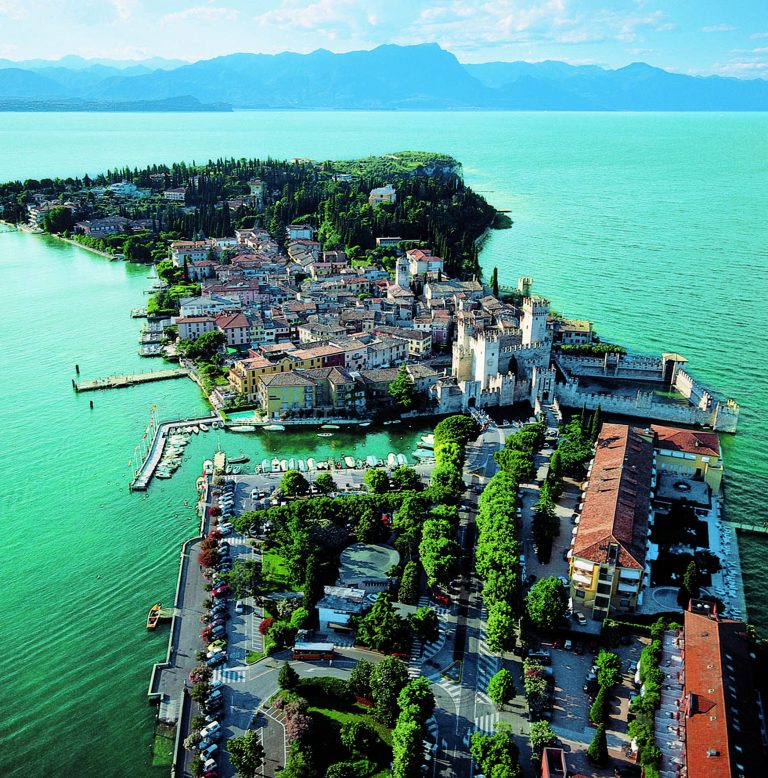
[575,590,585,599]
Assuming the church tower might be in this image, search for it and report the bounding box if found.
[395,256,409,288]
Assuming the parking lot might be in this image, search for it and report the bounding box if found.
[537,633,649,775]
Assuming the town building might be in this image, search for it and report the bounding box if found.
[368,183,396,207]
[163,186,188,202]
[540,747,568,778]
[681,600,764,777]
[175,316,216,341]
[337,544,399,592]
[649,424,723,493]
[257,371,316,417]
[569,423,655,620]
[316,586,368,635]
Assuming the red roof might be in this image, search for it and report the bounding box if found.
[652,424,720,458]
[572,423,654,569]
[684,601,762,777]
[215,313,249,330]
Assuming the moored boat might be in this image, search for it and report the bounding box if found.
[263,424,285,431]
[231,426,256,432]
[288,458,296,470]
[317,432,333,438]
[306,457,316,470]
[298,459,306,472]
[147,603,162,629]
[366,455,378,467]
[229,455,250,464]
[321,424,340,430]
[199,423,209,432]
[397,454,407,466]
[203,460,213,475]
[280,459,288,471]
[271,458,281,472]
[359,421,371,427]
[261,458,271,473]
[344,456,356,468]
[387,453,398,468]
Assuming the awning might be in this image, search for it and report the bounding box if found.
[619,569,642,580]
[573,559,596,572]
[617,582,638,594]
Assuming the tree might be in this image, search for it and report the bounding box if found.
[526,577,569,630]
[339,720,377,756]
[370,656,410,726]
[183,329,226,363]
[419,519,460,588]
[398,677,436,722]
[487,668,516,709]
[258,617,274,635]
[279,661,299,690]
[41,206,74,234]
[356,594,409,653]
[595,650,622,689]
[228,730,266,778]
[281,470,310,497]
[410,606,440,645]
[315,473,337,494]
[494,447,535,484]
[491,266,499,297]
[398,561,420,605]
[683,559,700,599]
[223,559,261,598]
[389,363,416,410]
[392,466,421,492]
[587,723,608,764]
[589,685,608,724]
[190,682,210,704]
[364,468,390,494]
[470,725,521,778]
[391,713,424,778]
[434,415,480,447]
[348,658,373,700]
[486,601,517,654]
[528,720,558,760]
[589,404,602,443]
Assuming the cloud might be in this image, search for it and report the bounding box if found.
[112,0,133,22]
[0,0,26,20]
[163,5,240,24]
[750,32,768,40]
[701,24,736,33]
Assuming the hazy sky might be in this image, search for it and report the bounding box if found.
[1,0,766,77]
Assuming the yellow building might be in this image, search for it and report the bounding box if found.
[257,372,316,418]
[569,424,655,621]
[647,425,723,493]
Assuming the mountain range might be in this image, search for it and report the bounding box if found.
[1,44,766,111]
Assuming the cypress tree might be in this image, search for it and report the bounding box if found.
[491,266,499,297]
[587,723,608,764]
[589,404,602,442]
[579,402,587,434]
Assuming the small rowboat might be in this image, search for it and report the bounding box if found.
[147,603,162,630]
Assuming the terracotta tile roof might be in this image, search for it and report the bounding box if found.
[652,424,720,458]
[215,313,249,330]
[572,423,653,569]
[259,371,315,388]
[684,601,762,777]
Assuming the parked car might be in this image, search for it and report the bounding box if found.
[434,594,450,607]
[212,584,230,597]
[210,680,223,691]
[206,653,227,667]
[558,576,570,588]
[235,600,245,614]
[208,689,223,702]
[200,721,221,737]
[527,650,552,665]
[574,611,588,626]
[564,639,573,651]
[218,523,233,535]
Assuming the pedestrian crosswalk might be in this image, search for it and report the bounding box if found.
[407,597,448,677]
[212,666,248,683]
[432,676,464,705]
[474,712,499,735]
[475,647,500,701]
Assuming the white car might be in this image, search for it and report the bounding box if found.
[574,611,588,626]
[200,721,220,738]
[235,600,245,614]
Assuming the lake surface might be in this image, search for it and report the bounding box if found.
[0,111,766,776]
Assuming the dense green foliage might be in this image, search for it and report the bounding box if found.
[559,342,627,356]
[355,594,410,654]
[487,668,516,709]
[528,720,558,762]
[470,723,521,778]
[228,730,266,778]
[397,561,420,605]
[526,576,569,630]
[388,364,416,410]
[587,723,608,764]
[2,151,494,278]
[369,656,410,727]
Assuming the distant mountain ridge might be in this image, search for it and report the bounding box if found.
[1,44,766,111]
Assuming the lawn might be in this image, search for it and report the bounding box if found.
[262,550,297,592]
[151,723,176,767]
[293,679,392,776]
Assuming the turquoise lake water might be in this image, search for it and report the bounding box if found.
[0,111,766,776]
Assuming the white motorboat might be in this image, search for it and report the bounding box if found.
[288,458,296,470]
[397,454,407,466]
[231,426,256,432]
[298,459,306,472]
[317,432,333,438]
[387,453,398,468]
[199,423,209,432]
[263,424,285,431]
[306,457,316,470]
[344,456,356,468]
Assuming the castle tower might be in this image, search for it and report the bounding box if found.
[395,256,409,288]
[518,276,533,297]
[522,296,549,346]
[473,329,500,389]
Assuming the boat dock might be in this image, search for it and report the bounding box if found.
[131,414,220,491]
[725,520,768,535]
[73,368,189,392]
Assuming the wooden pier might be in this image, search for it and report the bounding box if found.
[73,368,189,392]
[725,521,768,535]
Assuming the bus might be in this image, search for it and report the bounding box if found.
[291,642,336,661]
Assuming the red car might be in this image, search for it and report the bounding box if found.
[434,594,450,607]
[212,584,230,597]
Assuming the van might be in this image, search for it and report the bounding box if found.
[527,650,552,665]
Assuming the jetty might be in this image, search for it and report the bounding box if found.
[725,520,768,535]
[73,368,188,392]
[131,414,219,491]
